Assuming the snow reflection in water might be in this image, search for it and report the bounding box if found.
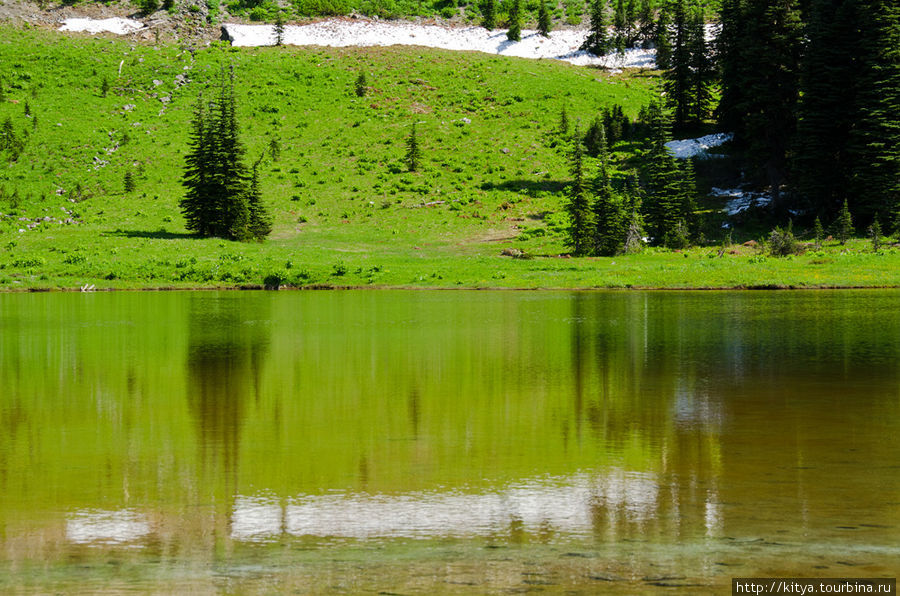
[231,471,664,541]
[66,509,151,545]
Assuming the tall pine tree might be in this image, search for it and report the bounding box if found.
[567,126,595,255]
[582,0,610,55]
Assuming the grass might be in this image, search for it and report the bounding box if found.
[1,25,899,291]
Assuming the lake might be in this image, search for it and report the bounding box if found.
[0,290,897,593]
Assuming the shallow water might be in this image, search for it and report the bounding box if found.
[0,290,897,593]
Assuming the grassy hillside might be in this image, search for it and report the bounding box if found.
[1,25,899,290]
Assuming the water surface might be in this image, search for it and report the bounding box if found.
[1,290,897,593]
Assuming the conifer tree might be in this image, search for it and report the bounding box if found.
[559,105,570,136]
[869,216,882,251]
[623,171,646,252]
[406,122,422,172]
[566,126,594,256]
[274,12,285,46]
[813,216,824,249]
[582,0,610,56]
[837,199,853,244]
[642,103,683,245]
[124,170,135,193]
[507,0,522,41]
[687,6,713,124]
[247,159,272,241]
[848,0,900,223]
[663,0,691,130]
[654,6,672,71]
[355,71,368,97]
[181,91,215,236]
[637,0,654,47]
[715,0,744,133]
[793,0,859,218]
[613,0,628,51]
[592,125,626,255]
[625,0,637,46]
[482,0,497,29]
[538,0,552,37]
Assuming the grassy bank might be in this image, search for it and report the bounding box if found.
[1,26,899,291]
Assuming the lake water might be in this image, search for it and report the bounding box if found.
[0,290,897,593]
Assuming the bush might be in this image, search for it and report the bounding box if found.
[768,223,802,256]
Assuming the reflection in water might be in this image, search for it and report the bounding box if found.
[66,510,151,545]
[229,469,699,541]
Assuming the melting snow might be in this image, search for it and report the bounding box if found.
[223,21,656,68]
[665,132,733,159]
[60,17,145,35]
[711,187,772,216]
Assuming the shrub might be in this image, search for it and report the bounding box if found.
[768,222,802,256]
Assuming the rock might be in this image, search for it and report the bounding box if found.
[743,240,758,247]
[501,147,510,154]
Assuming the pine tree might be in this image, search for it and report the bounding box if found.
[538,0,552,37]
[613,0,628,51]
[663,0,691,130]
[592,124,626,255]
[848,0,900,223]
[687,6,713,124]
[582,0,610,56]
[355,70,368,97]
[637,0,654,47]
[181,91,214,236]
[642,103,683,245]
[837,198,853,244]
[654,6,672,71]
[482,0,497,29]
[507,0,522,41]
[869,216,882,251]
[623,171,645,252]
[274,12,285,46]
[715,0,745,133]
[566,126,594,255]
[406,122,422,172]
[625,0,637,46]
[101,76,109,98]
[793,0,859,218]
[247,159,272,241]
[583,116,606,157]
[124,170,135,193]
[813,216,824,249]
[559,105,570,136]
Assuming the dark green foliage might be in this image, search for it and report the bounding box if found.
[246,160,273,241]
[641,103,692,246]
[654,6,672,71]
[613,0,627,51]
[686,6,713,124]
[715,0,743,132]
[559,105,570,136]
[583,116,606,157]
[124,170,135,193]
[405,121,421,172]
[637,0,654,47]
[101,76,109,98]
[269,137,280,161]
[869,216,882,251]
[566,126,594,256]
[538,0,552,37]
[482,0,497,29]
[23,101,30,117]
[180,69,270,241]
[163,0,175,9]
[768,221,801,256]
[355,70,367,97]
[837,198,853,244]
[793,0,859,218]
[592,125,626,255]
[848,0,900,223]
[507,0,522,42]
[138,0,160,14]
[582,0,610,56]
[274,12,285,46]
[813,216,824,249]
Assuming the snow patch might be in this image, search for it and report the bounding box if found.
[665,132,733,159]
[60,17,145,35]
[711,187,772,216]
[223,21,656,68]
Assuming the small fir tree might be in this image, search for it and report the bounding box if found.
[637,0,654,47]
[654,6,672,71]
[406,122,422,172]
[813,216,824,249]
[355,71,368,97]
[482,0,497,29]
[868,216,882,251]
[507,0,522,42]
[274,12,285,46]
[837,198,853,244]
[559,105,570,136]
[593,125,626,255]
[582,0,610,55]
[124,170,135,193]
[538,0,552,37]
[101,77,110,98]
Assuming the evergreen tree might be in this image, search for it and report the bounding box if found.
[180,69,270,241]
[623,173,646,252]
[582,0,610,56]
[848,0,900,223]
[625,0,637,46]
[274,11,285,46]
[507,0,522,41]
[406,121,422,172]
[869,215,882,251]
[837,199,853,244]
[592,125,626,255]
[813,216,824,249]
[482,0,497,29]
[654,6,672,71]
[566,126,594,255]
[793,0,859,218]
[637,0,654,47]
[247,158,272,241]
[716,0,745,133]
[124,170,135,193]
[613,0,628,51]
[663,0,691,130]
[101,77,109,98]
[559,105,570,136]
[642,103,683,245]
[583,115,607,157]
[687,6,714,124]
[538,0,552,37]
[355,70,368,97]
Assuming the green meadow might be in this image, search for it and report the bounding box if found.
[2,25,899,290]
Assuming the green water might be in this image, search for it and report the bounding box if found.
[0,290,897,593]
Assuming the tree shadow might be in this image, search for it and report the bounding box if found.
[105,229,198,240]
[482,179,568,195]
